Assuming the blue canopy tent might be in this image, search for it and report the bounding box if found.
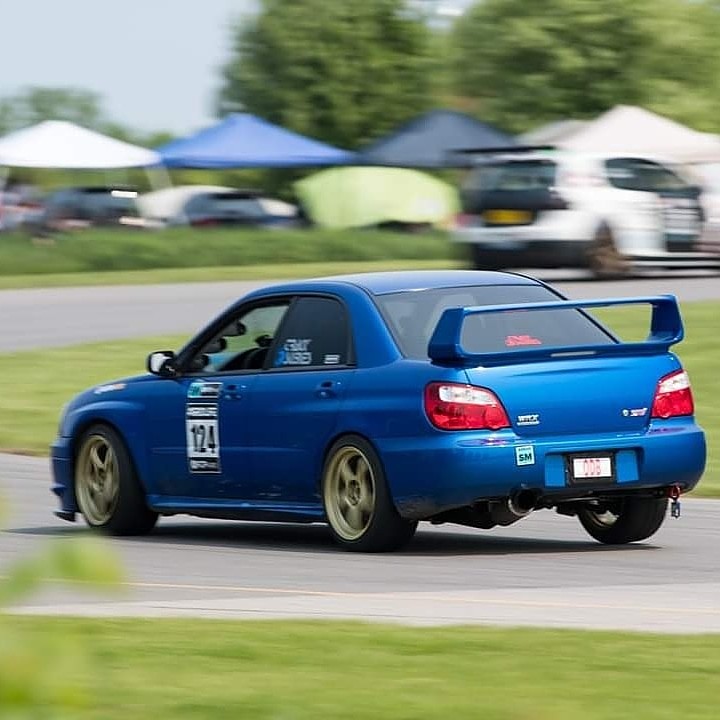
[360,109,516,169]
[157,113,356,168]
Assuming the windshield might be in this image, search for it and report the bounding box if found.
[377,284,614,359]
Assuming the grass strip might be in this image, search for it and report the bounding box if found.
[4,617,720,719]
[0,258,462,290]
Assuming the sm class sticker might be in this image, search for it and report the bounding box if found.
[515,445,535,467]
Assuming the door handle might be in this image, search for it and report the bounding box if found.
[223,384,242,400]
[316,380,338,399]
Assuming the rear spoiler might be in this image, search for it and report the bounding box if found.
[428,295,683,366]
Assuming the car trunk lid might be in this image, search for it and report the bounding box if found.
[464,355,674,436]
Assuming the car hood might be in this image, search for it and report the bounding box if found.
[62,373,152,414]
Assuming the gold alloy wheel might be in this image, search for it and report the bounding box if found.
[323,445,377,541]
[75,434,120,526]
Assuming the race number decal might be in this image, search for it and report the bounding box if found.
[186,402,220,473]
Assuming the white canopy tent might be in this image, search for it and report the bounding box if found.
[559,105,720,163]
[0,120,169,195]
[0,120,160,169]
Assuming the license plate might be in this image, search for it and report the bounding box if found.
[484,209,532,225]
[571,456,613,480]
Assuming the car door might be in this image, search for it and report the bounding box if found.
[631,160,703,250]
[242,295,356,504]
[603,157,665,253]
[145,300,290,501]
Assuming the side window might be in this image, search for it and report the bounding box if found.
[636,162,686,192]
[271,296,350,369]
[187,302,290,373]
[605,158,640,190]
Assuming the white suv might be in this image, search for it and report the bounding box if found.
[454,150,719,276]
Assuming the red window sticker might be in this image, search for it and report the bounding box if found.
[505,334,542,347]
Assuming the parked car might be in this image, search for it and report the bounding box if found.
[454,151,719,276]
[0,183,42,231]
[52,270,705,552]
[23,186,143,233]
[138,185,299,228]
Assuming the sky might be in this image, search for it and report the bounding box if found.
[0,0,474,137]
[0,0,258,135]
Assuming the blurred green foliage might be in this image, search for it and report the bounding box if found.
[0,514,123,718]
[218,0,436,149]
[0,87,105,136]
[451,0,720,133]
[0,86,173,149]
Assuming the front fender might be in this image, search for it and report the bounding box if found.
[64,399,153,493]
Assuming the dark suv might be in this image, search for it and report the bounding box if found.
[26,186,141,233]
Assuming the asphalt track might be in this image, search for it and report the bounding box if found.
[1,272,719,631]
[2,454,720,632]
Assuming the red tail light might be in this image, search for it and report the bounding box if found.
[651,370,694,419]
[424,382,510,431]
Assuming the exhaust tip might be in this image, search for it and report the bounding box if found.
[508,488,538,517]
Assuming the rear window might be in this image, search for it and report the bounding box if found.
[377,285,614,359]
[465,160,557,192]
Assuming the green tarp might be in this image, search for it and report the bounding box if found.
[295,166,460,229]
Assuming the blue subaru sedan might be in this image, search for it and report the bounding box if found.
[51,271,706,551]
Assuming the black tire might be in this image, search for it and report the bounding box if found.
[587,224,631,279]
[321,435,417,552]
[74,423,158,536]
[577,496,668,544]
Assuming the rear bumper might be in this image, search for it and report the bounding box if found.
[628,251,720,271]
[469,239,590,269]
[454,223,594,268]
[378,421,706,519]
[50,435,77,520]
[454,225,718,271]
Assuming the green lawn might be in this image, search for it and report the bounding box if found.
[0,258,461,290]
[0,302,716,494]
[4,618,720,719]
[0,335,183,454]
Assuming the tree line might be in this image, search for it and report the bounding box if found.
[3,0,720,152]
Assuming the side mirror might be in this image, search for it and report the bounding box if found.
[147,350,178,378]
